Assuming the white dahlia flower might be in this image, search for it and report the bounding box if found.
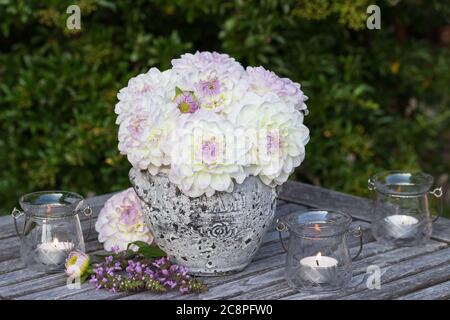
[233,94,310,186]
[118,95,177,175]
[171,51,247,114]
[245,66,308,114]
[115,68,175,125]
[168,110,249,197]
[95,188,153,252]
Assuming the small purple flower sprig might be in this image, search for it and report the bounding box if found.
[87,242,207,294]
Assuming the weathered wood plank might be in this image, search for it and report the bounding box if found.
[283,245,450,300]
[0,236,19,253]
[0,241,103,287]
[0,273,67,299]
[0,224,17,241]
[0,269,47,288]
[340,263,450,300]
[0,240,105,290]
[0,242,20,263]
[396,280,450,300]
[0,215,13,227]
[226,242,394,301]
[0,246,112,300]
[0,258,24,276]
[279,181,373,221]
[341,247,450,300]
[231,281,293,301]
[431,220,450,243]
[279,181,450,243]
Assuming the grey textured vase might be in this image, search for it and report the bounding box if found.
[129,168,277,276]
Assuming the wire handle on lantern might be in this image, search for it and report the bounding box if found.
[11,207,25,239]
[429,187,443,223]
[367,179,375,191]
[351,226,363,261]
[367,178,377,201]
[82,205,93,241]
[276,219,288,252]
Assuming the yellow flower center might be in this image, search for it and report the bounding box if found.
[179,101,191,113]
[67,255,78,266]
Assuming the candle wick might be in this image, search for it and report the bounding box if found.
[316,259,319,266]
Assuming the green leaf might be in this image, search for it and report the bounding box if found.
[175,86,183,96]
[80,266,94,284]
[128,241,166,259]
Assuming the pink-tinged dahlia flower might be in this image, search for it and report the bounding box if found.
[233,95,310,186]
[171,51,247,114]
[168,110,249,197]
[115,68,175,125]
[95,188,153,251]
[171,51,244,75]
[118,96,177,175]
[245,66,308,113]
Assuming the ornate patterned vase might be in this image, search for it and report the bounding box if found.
[129,168,277,276]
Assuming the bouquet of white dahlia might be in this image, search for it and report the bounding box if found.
[116,51,309,198]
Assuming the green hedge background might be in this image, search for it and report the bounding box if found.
[1,0,449,215]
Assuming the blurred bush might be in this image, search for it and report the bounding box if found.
[0,0,449,214]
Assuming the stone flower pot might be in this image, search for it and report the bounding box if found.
[129,168,277,276]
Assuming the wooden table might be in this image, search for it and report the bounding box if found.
[1,181,449,300]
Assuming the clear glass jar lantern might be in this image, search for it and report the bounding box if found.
[277,210,363,293]
[368,171,443,247]
[11,191,92,273]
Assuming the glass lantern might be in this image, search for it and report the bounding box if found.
[11,191,92,273]
[276,210,363,293]
[368,171,443,247]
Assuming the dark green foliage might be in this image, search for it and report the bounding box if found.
[1,0,449,215]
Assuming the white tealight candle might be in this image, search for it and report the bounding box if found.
[300,252,338,284]
[37,238,74,265]
[384,215,419,239]
[385,215,418,226]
